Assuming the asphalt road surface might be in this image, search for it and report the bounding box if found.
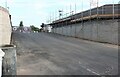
[12,32,118,75]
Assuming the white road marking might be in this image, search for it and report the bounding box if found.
[79,61,100,75]
[86,68,100,75]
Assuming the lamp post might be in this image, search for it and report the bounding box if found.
[58,10,63,34]
[59,10,63,19]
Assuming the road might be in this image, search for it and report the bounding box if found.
[12,32,118,75]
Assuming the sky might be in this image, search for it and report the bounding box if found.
[0,0,119,27]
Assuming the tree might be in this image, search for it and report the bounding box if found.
[19,21,24,32]
[30,25,40,32]
[19,21,24,27]
[41,23,45,28]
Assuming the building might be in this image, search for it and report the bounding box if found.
[44,25,52,32]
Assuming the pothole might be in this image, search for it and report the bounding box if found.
[34,52,51,59]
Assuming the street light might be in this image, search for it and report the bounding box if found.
[59,10,63,19]
[58,10,63,34]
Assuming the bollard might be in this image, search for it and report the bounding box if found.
[0,49,5,77]
[1,45,16,76]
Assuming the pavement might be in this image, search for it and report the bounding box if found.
[12,32,118,75]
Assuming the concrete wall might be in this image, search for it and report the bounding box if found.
[0,6,11,46]
[2,46,17,75]
[52,19,118,44]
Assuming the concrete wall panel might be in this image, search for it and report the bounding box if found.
[83,21,92,40]
[0,6,11,46]
[52,19,118,44]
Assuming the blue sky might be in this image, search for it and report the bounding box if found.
[0,0,119,27]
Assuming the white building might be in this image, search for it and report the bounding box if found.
[44,25,52,32]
